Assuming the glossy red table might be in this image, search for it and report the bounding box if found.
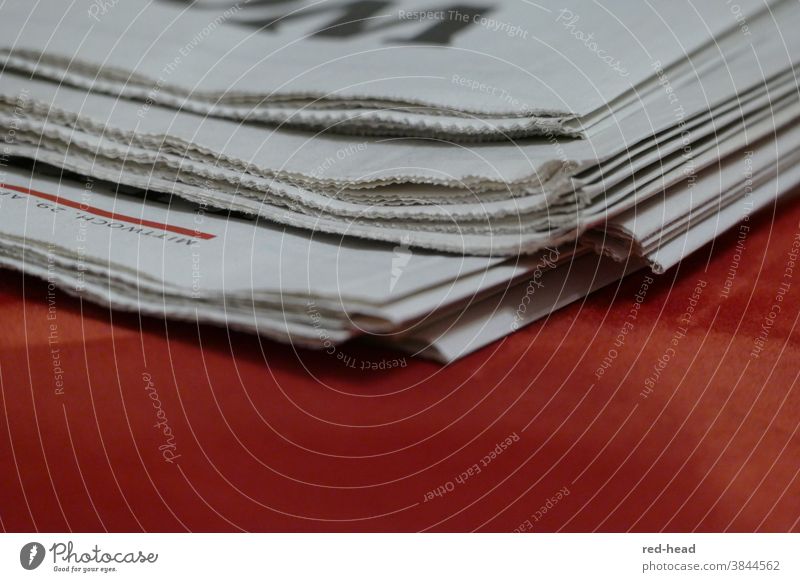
[1,194,799,533]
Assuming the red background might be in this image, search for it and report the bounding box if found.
[1,195,799,533]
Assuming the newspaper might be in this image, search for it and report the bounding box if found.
[3,108,799,361]
[4,0,800,253]
[0,0,778,139]
[387,253,643,362]
[3,62,799,254]
[2,0,800,362]
[3,0,798,190]
[600,124,800,273]
[4,103,797,363]
[0,163,585,351]
[402,135,800,360]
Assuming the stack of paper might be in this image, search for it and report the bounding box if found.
[1,0,799,361]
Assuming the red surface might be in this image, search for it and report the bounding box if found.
[1,195,799,533]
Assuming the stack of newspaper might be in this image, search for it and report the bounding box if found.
[1,0,799,361]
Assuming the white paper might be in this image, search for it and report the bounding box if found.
[0,0,778,137]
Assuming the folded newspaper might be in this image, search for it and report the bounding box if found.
[1,0,798,362]
[0,0,782,140]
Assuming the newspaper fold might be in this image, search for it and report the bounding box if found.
[0,0,780,139]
